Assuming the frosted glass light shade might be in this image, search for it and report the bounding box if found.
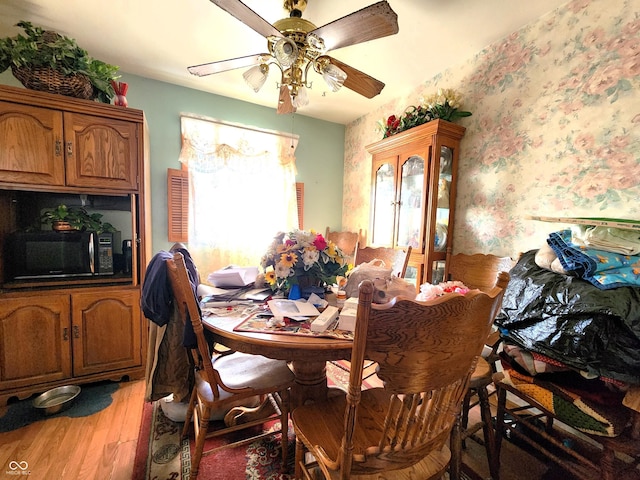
[321,63,347,92]
[273,38,298,68]
[292,85,309,108]
[243,64,269,93]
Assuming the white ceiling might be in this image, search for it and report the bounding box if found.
[0,0,565,125]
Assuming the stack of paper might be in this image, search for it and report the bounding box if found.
[207,266,258,287]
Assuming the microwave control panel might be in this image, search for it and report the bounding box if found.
[97,233,114,275]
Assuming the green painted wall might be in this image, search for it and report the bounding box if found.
[0,71,346,253]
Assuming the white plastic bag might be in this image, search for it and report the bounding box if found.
[372,276,417,303]
[344,259,393,298]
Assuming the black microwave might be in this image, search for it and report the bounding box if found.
[5,231,114,281]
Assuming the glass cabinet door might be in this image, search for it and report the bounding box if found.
[434,146,452,253]
[371,161,395,246]
[396,155,424,249]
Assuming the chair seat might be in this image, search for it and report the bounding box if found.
[196,352,294,403]
[293,388,451,472]
[321,444,450,480]
[468,356,493,389]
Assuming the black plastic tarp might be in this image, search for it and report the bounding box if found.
[496,249,640,385]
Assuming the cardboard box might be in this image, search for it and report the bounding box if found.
[338,297,358,332]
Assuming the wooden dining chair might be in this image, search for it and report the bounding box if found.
[165,252,296,478]
[447,253,514,480]
[354,245,412,278]
[325,227,361,264]
[292,273,510,480]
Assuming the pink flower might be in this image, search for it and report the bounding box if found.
[313,234,327,252]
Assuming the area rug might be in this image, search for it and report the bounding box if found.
[0,381,120,433]
[134,363,477,480]
[133,361,364,480]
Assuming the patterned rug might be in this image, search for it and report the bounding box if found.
[133,400,292,480]
[133,362,476,480]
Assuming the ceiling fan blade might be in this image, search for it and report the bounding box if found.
[277,85,296,114]
[326,57,385,99]
[311,1,398,52]
[209,0,282,39]
[188,53,268,76]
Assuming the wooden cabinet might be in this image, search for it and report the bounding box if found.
[0,84,150,405]
[0,101,65,186]
[0,288,142,403]
[0,100,137,191]
[366,120,466,286]
[64,112,138,190]
[0,294,71,392]
[71,289,142,377]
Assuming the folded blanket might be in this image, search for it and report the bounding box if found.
[500,363,630,437]
[547,229,640,289]
[575,225,640,255]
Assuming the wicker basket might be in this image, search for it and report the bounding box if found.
[11,65,95,100]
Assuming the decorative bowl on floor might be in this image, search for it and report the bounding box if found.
[33,385,81,415]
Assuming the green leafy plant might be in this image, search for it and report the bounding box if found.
[0,21,119,103]
[41,204,116,234]
[378,88,472,138]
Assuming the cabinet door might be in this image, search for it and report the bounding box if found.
[71,289,142,376]
[396,154,426,251]
[0,102,65,186]
[371,157,397,246]
[64,112,138,190]
[0,295,71,390]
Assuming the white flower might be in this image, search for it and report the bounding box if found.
[301,248,320,269]
[275,262,293,279]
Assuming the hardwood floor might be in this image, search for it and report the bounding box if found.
[0,379,145,480]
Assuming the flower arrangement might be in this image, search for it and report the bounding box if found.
[416,280,469,302]
[261,230,349,294]
[378,88,472,138]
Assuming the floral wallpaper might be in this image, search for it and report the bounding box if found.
[342,0,640,259]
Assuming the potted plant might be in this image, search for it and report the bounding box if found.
[41,204,116,234]
[0,21,119,103]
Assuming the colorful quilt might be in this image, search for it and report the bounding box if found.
[500,363,630,437]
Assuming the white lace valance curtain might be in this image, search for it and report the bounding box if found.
[179,115,299,279]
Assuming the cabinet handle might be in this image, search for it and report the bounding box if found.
[66,141,73,156]
[63,327,69,341]
[55,140,62,156]
[73,325,80,339]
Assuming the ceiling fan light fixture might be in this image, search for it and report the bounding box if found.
[192,0,399,114]
[320,62,347,92]
[273,37,298,68]
[306,33,325,52]
[243,64,269,93]
[291,85,309,108]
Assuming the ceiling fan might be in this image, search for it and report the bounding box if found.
[188,0,399,114]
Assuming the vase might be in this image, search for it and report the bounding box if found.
[297,276,325,300]
[288,284,301,300]
[52,221,76,231]
[111,80,128,107]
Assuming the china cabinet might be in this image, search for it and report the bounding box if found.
[366,120,466,286]
[0,84,150,405]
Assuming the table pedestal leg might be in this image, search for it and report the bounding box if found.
[290,360,328,407]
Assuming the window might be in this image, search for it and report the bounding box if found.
[178,115,299,278]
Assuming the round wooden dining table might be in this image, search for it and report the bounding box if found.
[202,314,353,407]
